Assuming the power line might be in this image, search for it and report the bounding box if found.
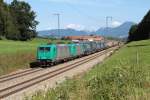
[64,3,103,26]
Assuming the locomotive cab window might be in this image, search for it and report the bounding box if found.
[39,47,44,51]
[39,47,50,52]
[45,47,50,52]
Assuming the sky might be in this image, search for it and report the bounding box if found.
[4,0,150,31]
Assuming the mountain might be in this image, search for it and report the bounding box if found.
[38,28,89,38]
[95,22,135,38]
[38,22,135,38]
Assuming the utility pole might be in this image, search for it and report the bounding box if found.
[53,13,60,38]
[106,16,112,34]
[105,16,113,42]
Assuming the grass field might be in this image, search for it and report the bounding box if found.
[29,40,150,100]
[0,38,71,76]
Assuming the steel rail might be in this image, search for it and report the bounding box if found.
[0,68,44,83]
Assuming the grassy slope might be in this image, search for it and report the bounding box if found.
[0,38,71,76]
[29,40,150,100]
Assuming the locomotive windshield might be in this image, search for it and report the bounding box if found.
[39,47,50,52]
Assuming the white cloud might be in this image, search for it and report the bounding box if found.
[65,24,85,30]
[111,21,122,27]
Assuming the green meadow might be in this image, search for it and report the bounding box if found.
[29,40,150,100]
[0,38,71,76]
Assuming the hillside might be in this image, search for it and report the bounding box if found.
[38,22,134,38]
[30,40,150,100]
[38,28,89,37]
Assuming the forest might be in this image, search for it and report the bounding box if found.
[0,0,38,41]
[128,10,150,41]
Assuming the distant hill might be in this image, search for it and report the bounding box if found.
[38,22,135,38]
[95,22,135,38]
[38,28,89,38]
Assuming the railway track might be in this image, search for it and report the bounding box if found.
[0,50,104,84]
[0,46,118,99]
[0,47,114,84]
[0,68,44,83]
[0,68,34,80]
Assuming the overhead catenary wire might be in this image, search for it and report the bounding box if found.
[63,3,104,28]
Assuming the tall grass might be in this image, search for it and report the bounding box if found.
[0,52,35,76]
[29,40,150,100]
[0,40,37,75]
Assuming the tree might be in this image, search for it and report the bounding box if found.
[4,5,20,40]
[135,10,150,40]
[10,0,38,41]
[0,0,22,40]
[0,0,5,37]
[128,24,138,42]
[128,10,150,41]
[0,0,38,40]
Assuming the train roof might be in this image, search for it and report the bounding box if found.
[38,41,104,48]
[38,44,55,47]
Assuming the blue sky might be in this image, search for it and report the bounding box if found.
[4,0,150,31]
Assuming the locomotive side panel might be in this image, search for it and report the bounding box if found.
[56,45,70,60]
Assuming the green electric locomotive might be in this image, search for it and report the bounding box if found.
[36,43,84,66]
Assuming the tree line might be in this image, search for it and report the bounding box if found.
[128,10,150,42]
[0,0,38,41]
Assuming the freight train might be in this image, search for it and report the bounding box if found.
[31,41,109,67]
